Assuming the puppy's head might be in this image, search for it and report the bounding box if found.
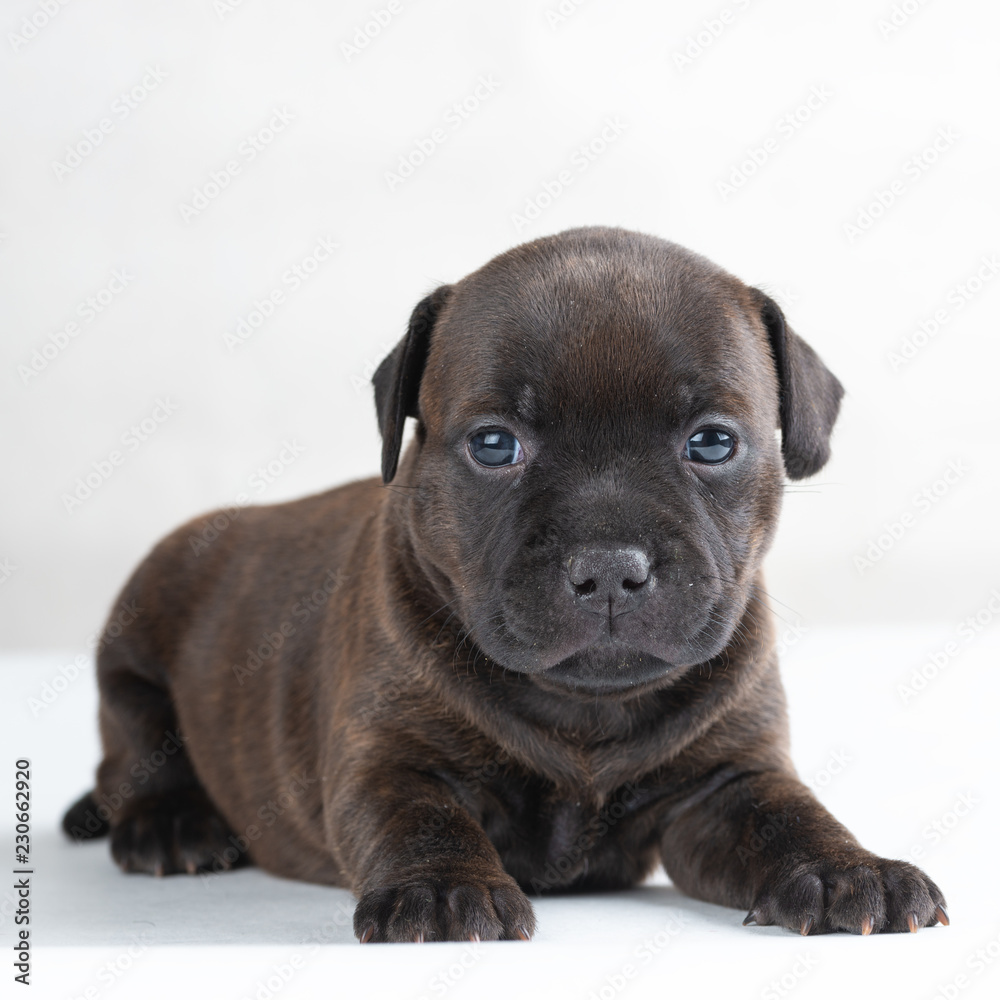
[373,227,842,693]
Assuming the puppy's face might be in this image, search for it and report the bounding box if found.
[375,228,842,693]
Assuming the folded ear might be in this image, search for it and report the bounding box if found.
[752,290,845,480]
[372,285,453,483]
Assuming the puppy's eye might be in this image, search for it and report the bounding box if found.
[469,430,523,468]
[685,428,735,464]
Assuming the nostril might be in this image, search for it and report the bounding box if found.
[567,546,653,603]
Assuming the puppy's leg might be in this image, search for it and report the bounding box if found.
[660,769,947,934]
[331,764,535,943]
[94,640,238,876]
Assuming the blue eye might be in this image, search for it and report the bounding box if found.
[685,428,735,464]
[469,430,523,467]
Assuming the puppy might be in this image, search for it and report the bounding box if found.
[64,226,947,942]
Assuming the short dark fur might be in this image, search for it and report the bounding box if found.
[64,227,946,942]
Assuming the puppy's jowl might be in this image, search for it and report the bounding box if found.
[64,227,947,942]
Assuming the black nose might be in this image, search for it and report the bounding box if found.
[567,546,652,612]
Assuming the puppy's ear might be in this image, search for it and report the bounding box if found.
[373,285,452,483]
[752,290,845,480]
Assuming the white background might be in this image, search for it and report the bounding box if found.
[1,1,998,998]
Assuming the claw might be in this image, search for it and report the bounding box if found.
[935,905,950,927]
[469,933,480,942]
[907,912,920,933]
[515,926,531,941]
[861,916,874,936]
[414,932,424,943]
[185,860,197,875]
[742,910,758,926]
[359,925,374,944]
[153,862,165,878]
[800,915,814,936]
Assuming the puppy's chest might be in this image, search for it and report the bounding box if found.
[474,769,651,884]
[541,798,602,868]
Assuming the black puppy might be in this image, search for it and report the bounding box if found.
[64,227,947,942]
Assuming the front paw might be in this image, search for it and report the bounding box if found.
[744,855,948,935]
[353,868,535,943]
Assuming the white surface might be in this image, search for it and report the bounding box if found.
[2,0,1000,650]
[3,1,997,997]
[3,623,997,998]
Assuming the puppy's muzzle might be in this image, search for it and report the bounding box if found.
[566,546,653,617]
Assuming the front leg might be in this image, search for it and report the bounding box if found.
[328,757,534,943]
[660,769,948,935]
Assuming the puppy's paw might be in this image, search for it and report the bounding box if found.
[110,787,241,876]
[744,855,948,935]
[354,870,536,943]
